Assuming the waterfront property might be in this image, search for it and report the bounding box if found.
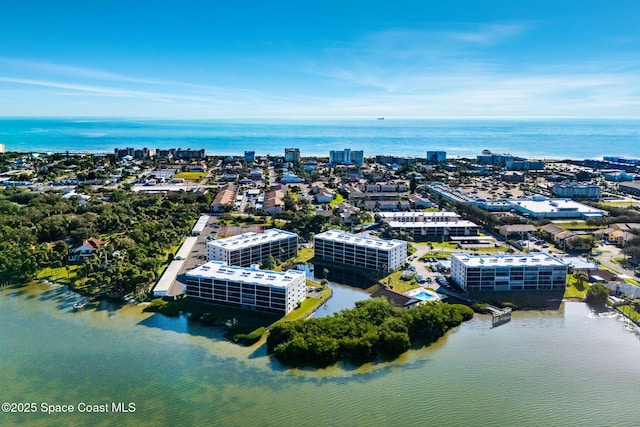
[370,287,422,309]
[67,237,106,263]
[185,261,306,314]
[206,229,298,267]
[329,148,364,166]
[284,147,301,163]
[313,230,407,273]
[451,252,567,291]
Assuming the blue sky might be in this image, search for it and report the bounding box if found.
[1,0,639,118]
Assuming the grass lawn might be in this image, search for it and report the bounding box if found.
[552,221,598,230]
[381,271,420,293]
[279,286,332,322]
[600,201,639,208]
[290,247,314,264]
[617,305,640,323]
[37,265,80,283]
[173,171,207,182]
[564,276,588,299]
[329,193,344,207]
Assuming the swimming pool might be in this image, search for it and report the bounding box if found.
[410,290,436,301]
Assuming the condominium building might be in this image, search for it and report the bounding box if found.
[378,211,480,241]
[551,182,602,199]
[313,230,406,272]
[426,151,446,164]
[451,253,567,291]
[284,148,301,163]
[206,229,298,267]
[185,261,306,314]
[329,149,364,166]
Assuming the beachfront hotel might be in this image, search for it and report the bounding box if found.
[185,261,306,314]
[313,230,407,272]
[206,229,298,267]
[451,253,567,292]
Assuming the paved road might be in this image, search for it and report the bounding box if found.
[592,243,637,277]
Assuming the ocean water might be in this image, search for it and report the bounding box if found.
[0,117,639,159]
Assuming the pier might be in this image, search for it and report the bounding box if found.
[486,304,512,328]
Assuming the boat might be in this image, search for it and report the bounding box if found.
[73,299,89,311]
[377,117,385,120]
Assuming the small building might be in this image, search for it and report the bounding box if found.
[501,171,525,183]
[210,184,236,212]
[370,287,422,309]
[315,188,335,204]
[280,171,304,184]
[263,187,285,214]
[191,215,210,236]
[68,237,106,263]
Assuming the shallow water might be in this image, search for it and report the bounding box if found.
[1,281,639,427]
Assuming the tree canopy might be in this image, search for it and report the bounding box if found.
[585,283,610,306]
[267,298,473,367]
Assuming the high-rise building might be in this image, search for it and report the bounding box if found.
[329,149,364,166]
[284,148,301,163]
[426,151,446,164]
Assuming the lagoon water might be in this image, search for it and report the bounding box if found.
[1,118,640,159]
[2,281,640,427]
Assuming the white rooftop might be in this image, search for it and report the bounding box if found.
[208,229,297,251]
[378,211,460,220]
[387,220,478,228]
[192,215,209,233]
[315,230,406,249]
[453,252,566,267]
[186,261,305,287]
[153,260,184,296]
[176,236,198,260]
[508,198,605,215]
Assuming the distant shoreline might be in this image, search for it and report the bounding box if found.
[1,117,639,159]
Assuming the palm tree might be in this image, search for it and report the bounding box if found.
[572,270,589,290]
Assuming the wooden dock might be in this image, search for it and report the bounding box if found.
[486,304,512,328]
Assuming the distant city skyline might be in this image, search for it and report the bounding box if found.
[1,1,640,118]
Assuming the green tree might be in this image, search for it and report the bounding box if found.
[586,283,609,306]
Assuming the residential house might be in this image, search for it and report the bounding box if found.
[68,237,106,263]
